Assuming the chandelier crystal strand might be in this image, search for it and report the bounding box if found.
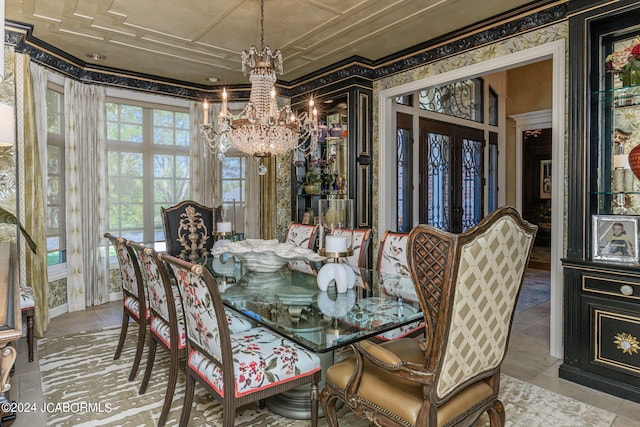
[199,0,318,172]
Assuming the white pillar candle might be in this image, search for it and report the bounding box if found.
[203,100,209,125]
[325,235,348,253]
[217,222,232,233]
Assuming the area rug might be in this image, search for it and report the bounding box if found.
[39,325,614,427]
[516,268,551,313]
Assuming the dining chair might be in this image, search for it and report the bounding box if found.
[284,222,319,249]
[162,253,322,427]
[129,241,185,426]
[335,227,372,268]
[131,242,254,426]
[377,230,410,277]
[161,200,215,256]
[104,233,148,381]
[320,206,537,427]
[373,230,423,341]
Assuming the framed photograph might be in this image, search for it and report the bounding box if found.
[540,160,552,199]
[592,215,640,263]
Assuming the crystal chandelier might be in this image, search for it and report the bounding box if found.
[200,0,318,175]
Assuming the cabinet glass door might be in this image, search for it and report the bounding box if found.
[597,35,640,216]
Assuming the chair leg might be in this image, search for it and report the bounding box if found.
[25,309,34,362]
[320,388,340,427]
[114,312,130,360]
[139,336,157,395]
[128,316,146,381]
[310,380,319,427]
[158,345,180,427]
[179,371,196,427]
[487,399,506,427]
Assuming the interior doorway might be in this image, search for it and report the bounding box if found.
[378,40,566,358]
[522,127,552,270]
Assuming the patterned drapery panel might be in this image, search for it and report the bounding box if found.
[16,54,49,336]
[64,79,110,311]
[28,61,51,337]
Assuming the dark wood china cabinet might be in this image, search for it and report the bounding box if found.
[561,0,640,402]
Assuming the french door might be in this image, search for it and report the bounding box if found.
[418,118,484,233]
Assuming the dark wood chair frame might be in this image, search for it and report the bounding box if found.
[130,242,186,427]
[104,233,148,381]
[162,253,321,427]
[320,206,537,427]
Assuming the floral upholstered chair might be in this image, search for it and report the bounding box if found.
[284,222,318,249]
[104,233,148,381]
[286,222,320,274]
[377,231,410,277]
[335,228,372,268]
[131,242,253,427]
[163,254,322,427]
[320,206,537,427]
[368,231,424,341]
[161,200,215,257]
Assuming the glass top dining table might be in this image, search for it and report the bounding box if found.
[184,250,424,353]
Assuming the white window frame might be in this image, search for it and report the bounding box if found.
[106,93,191,255]
[46,83,67,280]
[220,155,246,232]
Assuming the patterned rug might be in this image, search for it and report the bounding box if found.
[516,269,551,313]
[39,325,614,426]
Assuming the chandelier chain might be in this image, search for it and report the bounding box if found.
[199,0,318,174]
[260,0,265,51]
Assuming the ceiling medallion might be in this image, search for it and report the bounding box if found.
[200,0,318,175]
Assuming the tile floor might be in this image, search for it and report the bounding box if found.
[8,270,640,426]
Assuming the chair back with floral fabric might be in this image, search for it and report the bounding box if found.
[162,200,215,256]
[163,253,322,427]
[130,242,185,350]
[104,232,148,381]
[130,241,186,426]
[284,222,319,249]
[377,231,410,277]
[335,228,372,268]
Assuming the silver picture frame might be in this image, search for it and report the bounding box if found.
[592,215,640,263]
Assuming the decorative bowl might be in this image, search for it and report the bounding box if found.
[211,239,325,272]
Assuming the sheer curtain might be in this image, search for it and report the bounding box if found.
[189,101,261,237]
[64,79,110,311]
[189,101,217,205]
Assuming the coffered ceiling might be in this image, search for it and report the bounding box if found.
[6,0,540,86]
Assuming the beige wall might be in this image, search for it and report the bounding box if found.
[504,59,553,206]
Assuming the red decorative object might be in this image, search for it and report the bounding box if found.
[629,144,640,180]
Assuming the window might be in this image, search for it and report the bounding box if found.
[419,78,483,122]
[396,112,413,232]
[107,100,190,244]
[46,87,66,266]
[221,156,246,232]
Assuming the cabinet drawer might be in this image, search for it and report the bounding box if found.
[583,275,640,301]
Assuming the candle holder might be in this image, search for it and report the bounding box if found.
[317,198,354,259]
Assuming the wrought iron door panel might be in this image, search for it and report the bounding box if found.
[419,118,484,233]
